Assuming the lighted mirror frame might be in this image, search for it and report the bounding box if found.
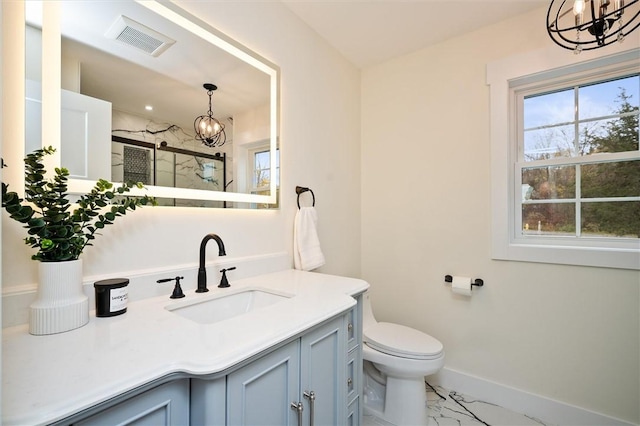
[40,0,279,205]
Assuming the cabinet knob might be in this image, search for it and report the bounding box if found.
[347,377,353,387]
[347,323,353,332]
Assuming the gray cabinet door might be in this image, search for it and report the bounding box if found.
[227,340,300,426]
[299,316,346,426]
[73,379,189,426]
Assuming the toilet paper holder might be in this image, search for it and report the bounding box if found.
[444,275,484,287]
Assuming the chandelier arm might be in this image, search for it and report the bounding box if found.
[556,0,574,20]
[620,9,640,28]
[547,1,572,48]
[547,0,584,36]
[547,0,565,31]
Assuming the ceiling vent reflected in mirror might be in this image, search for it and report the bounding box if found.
[105,15,175,57]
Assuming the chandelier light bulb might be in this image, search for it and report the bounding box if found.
[573,0,585,25]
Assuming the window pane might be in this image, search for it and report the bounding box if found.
[522,166,576,200]
[253,150,270,188]
[524,125,576,160]
[582,201,640,238]
[582,161,640,198]
[579,118,619,153]
[579,75,640,120]
[580,117,639,154]
[522,203,575,236]
[524,89,574,128]
[255,150,270,168]
[253,169,271,187]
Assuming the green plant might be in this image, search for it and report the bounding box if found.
[2,146,155,262]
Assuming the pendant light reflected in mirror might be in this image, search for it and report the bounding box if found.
[194,83,227,147]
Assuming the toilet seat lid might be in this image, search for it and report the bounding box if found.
[364,322,443,360]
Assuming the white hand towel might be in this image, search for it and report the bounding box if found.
[294,206,325,271]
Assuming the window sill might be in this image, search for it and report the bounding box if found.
[493,239,640,270]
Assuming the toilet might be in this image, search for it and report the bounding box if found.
[362,291,445,425]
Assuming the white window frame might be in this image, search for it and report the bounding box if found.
[488,45,640,270]
[247,144,279,194]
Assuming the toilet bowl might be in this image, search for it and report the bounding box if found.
[362,292,444,426]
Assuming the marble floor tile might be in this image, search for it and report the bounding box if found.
[363,382,554,426]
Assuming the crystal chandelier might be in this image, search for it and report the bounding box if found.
[547,0,639,54]
[194,83,226,147]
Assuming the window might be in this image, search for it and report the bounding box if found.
[488,46,640,269]
[249,147,280,209]
[518,73,639,240]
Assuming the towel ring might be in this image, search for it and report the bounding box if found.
[296,186,315,209]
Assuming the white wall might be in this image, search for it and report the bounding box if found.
[1,2,361,298]
[361,6,639,424]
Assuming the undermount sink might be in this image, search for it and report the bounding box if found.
[166,288,292,324]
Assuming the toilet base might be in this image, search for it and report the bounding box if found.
[364,405,428,426]
[363,362,430,425]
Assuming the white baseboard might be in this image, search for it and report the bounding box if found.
[431,367,637,426]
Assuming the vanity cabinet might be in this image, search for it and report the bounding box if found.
[193,298,363,426]
[59,379,190,426]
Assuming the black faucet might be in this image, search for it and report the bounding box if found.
[197,233,226,293]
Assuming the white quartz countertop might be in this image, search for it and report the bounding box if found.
[2,269,369,425]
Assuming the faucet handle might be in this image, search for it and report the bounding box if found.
[157,276,185,299]
[218,267,236,288]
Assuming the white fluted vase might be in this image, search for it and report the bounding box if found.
[29,259,89,335]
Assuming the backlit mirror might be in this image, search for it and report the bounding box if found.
[25,1,279,208]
